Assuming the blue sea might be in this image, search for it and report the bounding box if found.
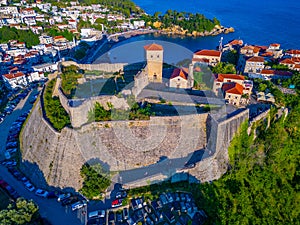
[111,0,300,53]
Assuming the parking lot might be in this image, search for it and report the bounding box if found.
[0,86,86,225]
[87,191,207,225]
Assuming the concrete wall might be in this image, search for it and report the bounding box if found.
[61,61,127,73]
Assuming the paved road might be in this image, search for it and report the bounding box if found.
[0,90,86,225]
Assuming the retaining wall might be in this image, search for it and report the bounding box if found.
[61,61,127,73]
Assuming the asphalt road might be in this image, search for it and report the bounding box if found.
[0,89,86,225]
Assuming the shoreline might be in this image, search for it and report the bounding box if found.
[82,26,234,64]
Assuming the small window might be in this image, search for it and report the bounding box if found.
[157,55,160,58]
[151,55,153,58]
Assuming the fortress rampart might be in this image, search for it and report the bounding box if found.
[61,61,127,73]
[20,88,249,191]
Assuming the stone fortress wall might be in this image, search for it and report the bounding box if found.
[61,61,127,73]
[19,59,250,191]
[20,87,249,191]
[20,97,211,190]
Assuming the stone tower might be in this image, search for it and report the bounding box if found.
[144,43,163,83]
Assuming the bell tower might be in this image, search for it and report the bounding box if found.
[144,43,163,83]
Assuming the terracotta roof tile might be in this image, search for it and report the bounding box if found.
[270,43,280,47]
[3,72,25,79]
[222,82,244,95]
[229,39,243,46]
[194,49,221,57]
[280,58,295,64]
[215,74,245,82]
[261,69,275,75]
[170,68,188,80]
[286,49,300,55]
[144,43,163,51]
[247,56,265,62]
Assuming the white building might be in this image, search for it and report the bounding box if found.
[2,72,28,89]
[39,35,53,45]
[32,62,58,72]
[133,20,145,29]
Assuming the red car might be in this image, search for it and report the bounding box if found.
[112,199,123,208]
[0,180,8,189]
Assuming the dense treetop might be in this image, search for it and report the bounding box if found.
[0,27,39,48]
[141,10,221,33]
[0,198,40,225]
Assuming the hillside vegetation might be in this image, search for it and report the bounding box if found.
[195,103,300,224]
[0,27,39,48]
[43,79,71,131]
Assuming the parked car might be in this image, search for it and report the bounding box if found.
[61,196,78,206]
[6,148,17,154]
[20,176,29,184]
[0,180,9,189]
[25,182,35,192]
[6,142,17,149]
[112,199,123,208]
[3,160,17,167]
[35,189,49,198]
[57,193,71,202]
[123,208,129,220]
[71,200,87,211]
[108,211,115,222]
[88,210,105,219]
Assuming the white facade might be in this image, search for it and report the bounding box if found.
[32,62,58,72]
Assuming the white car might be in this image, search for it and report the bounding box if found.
[25,182,35,192]
[71,201,87,211]
[35,189,49,198]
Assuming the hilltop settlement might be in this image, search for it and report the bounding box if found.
[0,1,299,225]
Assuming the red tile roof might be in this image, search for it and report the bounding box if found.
[194,50,221,57]
[54,35,65,39]
[294,64,300,69]
[170,68,188,80]
[3,72,25,79]
[261,52,273,57]
[222,82,244,95]
[192,58,209,63]
[286,50,300,55]
[280,58,295,65]
[261,69,275,75]
[291,57,300,63]
[247,56,264,63]
[229,39,243,46]
[270,43,280,47]
[215,74,245,82]
[144,43,163,51]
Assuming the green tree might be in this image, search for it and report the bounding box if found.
[43,79,71,131]
[211,62,236,74]
[0,198,39,225]
[80,163,111,199]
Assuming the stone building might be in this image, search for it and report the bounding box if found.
[169,67,189,89]
[192,49,221,67]
[212,73,253,106]
[144,43,163,83]
[243,56,265,74]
